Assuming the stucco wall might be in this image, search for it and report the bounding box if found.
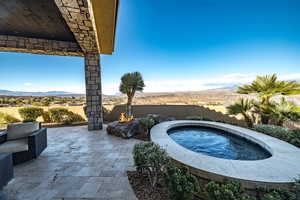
[105,104,247,127]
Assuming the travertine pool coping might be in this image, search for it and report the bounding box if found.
[150,120,300,189]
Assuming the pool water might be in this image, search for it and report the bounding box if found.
[168,126,271,160]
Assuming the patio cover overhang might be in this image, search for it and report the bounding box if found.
[0,0,119,130]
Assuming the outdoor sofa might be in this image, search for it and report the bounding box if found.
[0,122,47,165]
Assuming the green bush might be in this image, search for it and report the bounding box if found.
[185,116,212,121]
[165,164,200,200]
[0,112,20,124]
[205,181,255,200]
[139,117,155,130]
[254,124,300,148]
[42,111,51,123]
[62,111,85,125]
[48,107,70,123]
[48,108,85,124]
[260,188,296,200]
[18,107,44,122]
[133,141,170,187]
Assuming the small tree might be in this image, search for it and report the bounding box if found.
[237,74,300,124]
[269,98,300,126]
[227,98,255,128]
[119,72,145,118]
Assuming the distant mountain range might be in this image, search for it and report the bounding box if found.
[0,87,238,97]
[0,90,84,97]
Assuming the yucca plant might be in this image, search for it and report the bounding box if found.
[227,98,255,127]
[119,72,145,118]
[237,74,300,124]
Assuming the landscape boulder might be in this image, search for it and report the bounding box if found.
[107,114,176,140]
[107,119,147,139]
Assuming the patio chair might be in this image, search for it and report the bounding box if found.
[0,154,13,190]
[0,122,47,165]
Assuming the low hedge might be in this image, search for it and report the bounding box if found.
[0,112,20,124]
[42,111,51,123]
[62,112,85,125]
[205,181,255,200]
[254,124,300,148]
[48,108,70,123]
[48,107,85,124]
[18,107,44,122]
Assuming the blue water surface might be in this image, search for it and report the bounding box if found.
[168,126,271,160]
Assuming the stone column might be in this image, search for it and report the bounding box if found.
[84,53,103,130]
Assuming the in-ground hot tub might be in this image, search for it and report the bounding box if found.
[150,120,300,189]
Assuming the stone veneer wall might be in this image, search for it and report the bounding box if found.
[54,0,99,54]
[85,53,103,130]
[0,35,83,56]
[55,0,104,130]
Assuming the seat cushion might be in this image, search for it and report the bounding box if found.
[0,139,28,153]
[6,122,39,140]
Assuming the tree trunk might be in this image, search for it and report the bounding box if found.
[261,114,270,124]
[126,96,133,118]
[243,113,253,128]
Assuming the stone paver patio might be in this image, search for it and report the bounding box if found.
[3,125,140,200]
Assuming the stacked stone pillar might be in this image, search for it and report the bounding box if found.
[84,53,103,130]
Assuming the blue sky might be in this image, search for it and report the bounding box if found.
[1,0,300,94]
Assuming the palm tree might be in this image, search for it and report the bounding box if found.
[119,72,145,118]
[237,74,300,124]
[227,98,255,128]
[237,74,300,104]
[269,98,300,126]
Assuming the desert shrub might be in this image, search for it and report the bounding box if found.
[139,117,156,140]
[205,181,255,200]
[18,107,44,122]
[133,141,170,187]
[62,111,85,125]
[254,124,300,148]
[290,130,300,148]
[139,117,155,130]
[296,177,300,199]
[261,191,282,200]
[42,111,51,123]
[146,115,161,124]
[0,112,20,124]
[48,108,85,124]
[48,107,70,123]
[165,164,200,200]
[259,188,296,200]
[185,115,212,121]
[254,124,290,139]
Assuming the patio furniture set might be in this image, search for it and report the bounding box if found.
[0,122,47,194]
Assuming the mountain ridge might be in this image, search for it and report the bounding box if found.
[0,90,84,97]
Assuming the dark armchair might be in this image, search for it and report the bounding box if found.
[0,122,47,165]
[0,154,13,190]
